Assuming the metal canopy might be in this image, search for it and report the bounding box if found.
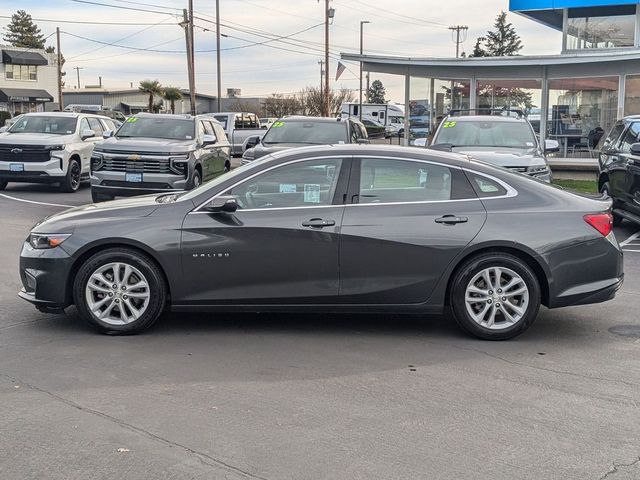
[0,88,53,102]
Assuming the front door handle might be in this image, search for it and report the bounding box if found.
[435,215,468,225]
[302,218,336,228]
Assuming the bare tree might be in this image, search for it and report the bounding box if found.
[298,86,355,117]
[264,94,301,117]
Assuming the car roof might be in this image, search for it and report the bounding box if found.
[135,113,193,120]
[280,116,349,123]
[444,115,528,123]
[19,111,111,120]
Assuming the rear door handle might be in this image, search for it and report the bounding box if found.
[302,218,336,228]
[435,215,468,225]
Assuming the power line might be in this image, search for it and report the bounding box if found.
[70,0,179,16]
[0,15,178,26]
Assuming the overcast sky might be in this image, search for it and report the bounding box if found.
[4,0,562,102]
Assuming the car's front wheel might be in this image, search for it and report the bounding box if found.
[449,252,541,340]
[60,158,82,193]
[73,248,167,334]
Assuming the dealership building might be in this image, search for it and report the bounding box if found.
[342,0,640,154]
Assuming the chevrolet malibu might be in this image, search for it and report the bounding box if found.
[19,145,623,340]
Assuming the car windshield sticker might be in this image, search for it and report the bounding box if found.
[419,168,428,186]
[126,117,138,123]
[186,135,192,139]
[442,121,456,128]
[304,184,321,203]
[272,121,285,128]
[526,141,534,147]
[279,183,297,193]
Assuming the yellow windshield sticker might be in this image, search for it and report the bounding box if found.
[271,121,285,128]
[442,121,456,128]
[126,117,138,123]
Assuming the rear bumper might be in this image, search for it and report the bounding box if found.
[549,275,623,308]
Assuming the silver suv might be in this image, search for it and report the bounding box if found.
[0,112,119,192]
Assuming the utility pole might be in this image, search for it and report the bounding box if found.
[318,60,324,103]
[323,0,334,117]
[448,25,468,58]
[182,8,196,115]
[359,20,370,121]
[216,0,222,112]
[56,27,63,109]
[366,72,370,102]
[73,66,83,89]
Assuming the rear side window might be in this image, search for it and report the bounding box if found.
[466,172,507,198]
[358,158,452,203]
[619,122,640,153]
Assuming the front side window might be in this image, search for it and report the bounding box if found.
[224,159,343,210]
[359,158,452,204]
[619,122,640,153]
[602,121,625,149]
[87,117,104,135]
[9,115,77,135]
[116,117,195,140]
[434,120,536,149]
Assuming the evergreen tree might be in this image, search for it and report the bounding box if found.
[367,80,387,104]
[3,10,46,49]
[469,12,523,57]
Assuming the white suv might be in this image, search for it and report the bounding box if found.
[0,112,119,193]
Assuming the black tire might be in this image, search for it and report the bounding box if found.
[91,189,113,203]
[224,161,231,173]
[449,252,541,340]
[60,158,81,193]
[600,182,623,226]
[0,180,7,190]
[188,168,202,190]
[73,248,167,334]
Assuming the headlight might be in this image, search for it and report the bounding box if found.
[29,233,71,249]
[45,144,65,151]
[90,153,103,171]
[170,155,189,175]
[527,164,549,174]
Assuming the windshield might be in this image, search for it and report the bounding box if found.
[434,120,537,148]
[8,116,77,135]
[213,115,228,129]
[262,120,347,145]
[116,117,195,140]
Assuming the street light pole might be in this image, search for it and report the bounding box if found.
[216,0,222,112]
[359,20,370,122]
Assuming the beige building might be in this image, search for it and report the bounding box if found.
[0,46,58,114]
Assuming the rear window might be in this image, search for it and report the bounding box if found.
[466,172,508,198]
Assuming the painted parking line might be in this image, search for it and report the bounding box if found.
[621,231,640,253]
[0,193,73,209]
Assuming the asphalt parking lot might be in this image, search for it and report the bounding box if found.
[1,181,639,480]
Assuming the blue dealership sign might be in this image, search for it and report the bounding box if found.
[510,0,638,10]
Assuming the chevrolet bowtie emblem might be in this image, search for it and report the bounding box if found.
[11,148,22,154]
[128,154,140,161]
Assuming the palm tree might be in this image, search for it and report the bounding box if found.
[162,87,183,114]
[138,79,162,113]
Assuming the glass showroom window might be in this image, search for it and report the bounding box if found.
[477,79,542,132]
[625,75,640,117]
[5,64,37,81]
[566,7,636,50]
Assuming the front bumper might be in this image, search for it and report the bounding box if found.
[19,240,74,308]
[0,155,67,182]
[91,171,188,197]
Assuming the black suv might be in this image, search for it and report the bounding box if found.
[242,116,369,163]
[598,116,640,225]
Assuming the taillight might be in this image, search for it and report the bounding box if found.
[584,213,613,237]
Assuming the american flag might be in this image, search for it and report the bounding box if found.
[335,62,346,81]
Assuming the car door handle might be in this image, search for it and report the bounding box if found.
[302,218,336,228]
[435,215,468,225]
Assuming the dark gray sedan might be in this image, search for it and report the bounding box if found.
[19,145,623,340]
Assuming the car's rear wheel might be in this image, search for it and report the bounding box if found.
[450,252,541,340]
[0,180,7,190]
[73,248,167,334]
[60,158,81,193]
[600,182,623,226]
[91,189,113,203]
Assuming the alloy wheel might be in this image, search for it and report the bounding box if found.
[464,266,529,330]
[70,162,81,190]
[85,262,151,325]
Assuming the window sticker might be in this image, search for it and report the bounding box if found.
[186,135,192,139]
[126,117,138,123]
[303,184,321,203]
[419,168,428,186]
[442,121,457,128]
[271,121,285,128]
[279,183,297,193]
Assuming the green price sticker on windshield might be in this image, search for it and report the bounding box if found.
[271,121,285,128]
[126,117,138,123]
[442,121,456,128]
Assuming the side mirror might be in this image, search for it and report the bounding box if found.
[203,195,238,213]
[244,135,261,151]
[81,129,96,140]
[356,138,370,145]
[202,134,217,147]
[631,142,640,156]
[544,139,560,153]
[103,130,114,139]
[413,138,429,148]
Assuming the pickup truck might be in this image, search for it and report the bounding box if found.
[203,112,266,156]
